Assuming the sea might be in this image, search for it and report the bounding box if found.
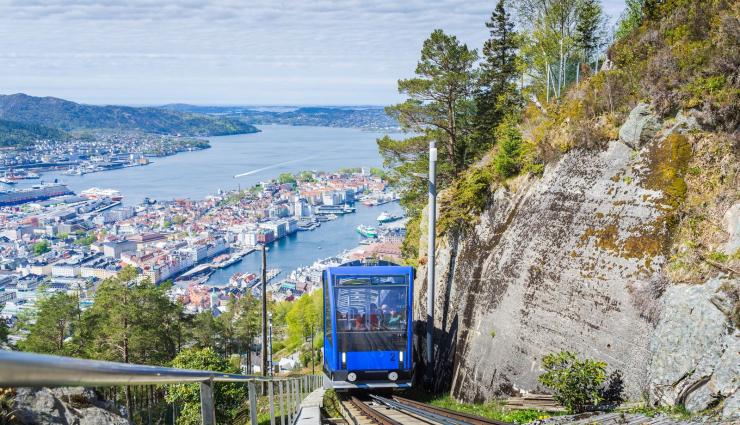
[11,125,406,285]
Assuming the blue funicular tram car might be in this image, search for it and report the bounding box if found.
[322,260,414,390]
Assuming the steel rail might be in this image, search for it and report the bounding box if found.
[345,396,404,425]
[371,395,466,425]
[391,396,512,425]
[0,350,283,387]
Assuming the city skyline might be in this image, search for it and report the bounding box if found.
[1,0,626,106]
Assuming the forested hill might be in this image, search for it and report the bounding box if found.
[0,119,68,147]
[160,104,398,129]
[0,93,259,136]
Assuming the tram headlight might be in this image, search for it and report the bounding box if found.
[388,372,398,381]
[347,372,357,382]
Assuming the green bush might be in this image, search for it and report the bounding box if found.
[538,351,607,413]
[32,240,50,255]
[493,119,523,178]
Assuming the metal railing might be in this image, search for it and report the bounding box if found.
[0,350,323,425]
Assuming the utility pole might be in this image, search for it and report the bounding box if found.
[425,140,437,388]
[261,244,268,385]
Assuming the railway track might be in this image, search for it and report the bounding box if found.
[336,394,511,425]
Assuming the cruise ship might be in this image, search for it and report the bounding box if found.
[0,184,74,206]
[80,187,123,201]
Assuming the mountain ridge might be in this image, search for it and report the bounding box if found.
[0,93,259,137]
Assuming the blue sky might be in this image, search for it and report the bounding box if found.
[0,0,626,106]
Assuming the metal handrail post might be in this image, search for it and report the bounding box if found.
[268,380,276,425]
[287,379,294,425]
[199,380,216,425]
[248,380,258,425]
[293,378,299,414]
[278,379,285,425]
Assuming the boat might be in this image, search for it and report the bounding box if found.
[327,214,338,220]
[0,178,17,185]
[377,211,402,223]
[356,224,379,238]
[80,187,123,201]
[0,184,74,206]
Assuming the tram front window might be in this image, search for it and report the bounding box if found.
[334,276,408,352]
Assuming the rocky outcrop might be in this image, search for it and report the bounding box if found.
[618,103,660,149]
[13,387,130,425]
[415,104,739,420]
[724,203,740,255]
[417,136,667,400]
[648,277,738,417]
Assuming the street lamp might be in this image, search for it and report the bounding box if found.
[260,244,268,389]
[412,140,438,387]
[304,328,315,375]
[268,312,273,377]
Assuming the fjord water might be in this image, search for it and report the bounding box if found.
[44,125,402,204]
[38,125,405,283]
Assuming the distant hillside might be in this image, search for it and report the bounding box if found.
[0,119,68,147]
[0,94,259,136]
[160,104,399,129]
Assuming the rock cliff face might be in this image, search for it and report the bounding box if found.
[415,105,738,418]
[12,387,130,425]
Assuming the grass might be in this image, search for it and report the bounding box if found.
[620,403,693,420]
[401,391,558,424]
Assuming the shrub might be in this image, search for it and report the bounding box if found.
[538,351,607,413]
[32,240,50,255]
[493,119,523,178]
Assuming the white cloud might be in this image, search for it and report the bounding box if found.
[0,0,626,105]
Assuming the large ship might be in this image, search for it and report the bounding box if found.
[356,224,379,238]
[0,184,74,206]
[377,211,402,223]
[80,187,123,201]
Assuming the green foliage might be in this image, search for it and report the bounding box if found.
[277,172,297,185]
[473,0,521,158]
[74,233,96,246]
[438,164,495,234]
[338,167,361,174]
[379,29,478,260]
[0,118,67,147]
[17,292,80,355]
[0,305,7,343]
[369,167,387,179]
[284,290,322,357]
[574,0,605,60]
[622,403,693,419]
[79,266,182,364]
[616,0,644,40]
[32,240,50,255]
[493,119,523,178]
[0,93,258,136]
[165,347,245,425]
[428,395,555,424]
[538,351,607,413]
[297,170,316,182]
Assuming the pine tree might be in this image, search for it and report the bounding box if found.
[574,0,604,62]
[493,117,523,178]
[17,292,80,355]
[473,0,520,157]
